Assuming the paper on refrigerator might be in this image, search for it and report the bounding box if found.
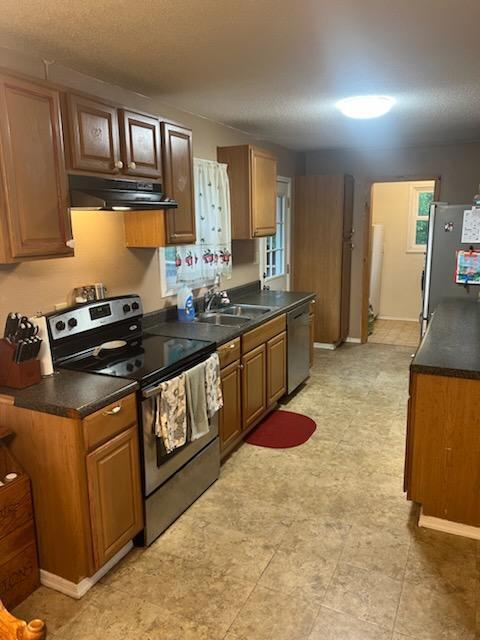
[461,208,480,243]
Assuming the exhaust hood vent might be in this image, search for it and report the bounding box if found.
[69,175,178,211]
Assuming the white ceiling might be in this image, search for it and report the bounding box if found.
[1,0,480,151]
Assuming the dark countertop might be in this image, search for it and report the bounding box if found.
[0,369,139,419]
[146,290,315,347]
[411,299,480,379]
[0,287,314,419]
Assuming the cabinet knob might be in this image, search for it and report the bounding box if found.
[229,343,236,349]
[128,161,137,170]
[239,364,244,370]
[114,160,124,169]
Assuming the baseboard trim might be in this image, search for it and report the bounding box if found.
[40,541,133,599]
[345,337,361,344]
[418,510,480,541]
[377,315,419,323]
[314,342,337,351]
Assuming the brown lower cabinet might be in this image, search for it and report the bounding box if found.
[1,393,143,584]
[87,425,143,570]
[266,331,287,406]
[219,360,242,452]
[242,343,267,429]
[218,314,291,455]
[405,371,480,527]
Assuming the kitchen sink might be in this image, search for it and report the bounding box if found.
[221,304,272,317]
[195,312,251,327]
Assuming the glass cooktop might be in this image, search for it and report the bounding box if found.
[60,333,214,386]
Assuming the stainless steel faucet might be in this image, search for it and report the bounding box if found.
[204,275,230,312]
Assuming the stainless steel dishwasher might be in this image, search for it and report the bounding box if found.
[287,302,310,393]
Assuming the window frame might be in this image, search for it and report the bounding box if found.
[407,182,434,253]
[264,195,286,281]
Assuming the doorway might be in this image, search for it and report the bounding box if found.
[363,177,440,347]
[260,177,291,291]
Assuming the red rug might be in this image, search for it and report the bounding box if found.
[245,410,316,448]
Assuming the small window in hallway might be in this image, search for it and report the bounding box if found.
[408,182,434,252]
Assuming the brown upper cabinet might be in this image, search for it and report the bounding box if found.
[65,94,162,180]
[65,93,122,175]
[217,145,277,239]
[0,74,72,262]
[161,122,196,244]
[119,110,162,179]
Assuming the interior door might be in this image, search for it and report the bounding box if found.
[161,122,195,244]
[119,110,162,179]
[261,178,290,291]
[0,75,72,259]
[67,93,121,174]
[251,147,277,237]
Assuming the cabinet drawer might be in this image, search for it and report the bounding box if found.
[83,394,137,451]
[242,314,286,353]
[218,338,241,369]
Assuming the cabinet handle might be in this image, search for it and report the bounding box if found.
[239,364,244,370]
[114,160,124,169]
[128,161,137,170]
[229,343,236,349]
[103,405,122,416]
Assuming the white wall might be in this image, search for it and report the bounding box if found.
[371,181,431,321]
[306,141,480,338]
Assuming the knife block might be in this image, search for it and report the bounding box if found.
[0,339,41,389]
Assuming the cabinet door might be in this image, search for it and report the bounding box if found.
[67,94,121,174]
[309,313,315,367]
[219,360,242,451]
[267,331,287,406]
[161,122,195,244]
[242,344,267,429]
[250,147,276,237]
[119,110,162,179]
[87,426,143,570]
[0,76,71,260]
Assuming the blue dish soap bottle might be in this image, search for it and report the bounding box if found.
[177,282,195,322]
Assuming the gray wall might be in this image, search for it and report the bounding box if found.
[305,142,480,339]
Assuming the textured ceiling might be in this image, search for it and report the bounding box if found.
[1,0,480,151]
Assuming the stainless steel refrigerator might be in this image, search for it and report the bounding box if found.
[422,203,479,335]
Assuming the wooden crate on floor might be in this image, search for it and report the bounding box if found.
[0,428,39,609]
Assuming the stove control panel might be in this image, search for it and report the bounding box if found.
[48,295,143,341]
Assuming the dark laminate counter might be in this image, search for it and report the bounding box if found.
[411,299,480,380]
[0,369,139,419]
[146,290,315,347]
[0,286,314,418]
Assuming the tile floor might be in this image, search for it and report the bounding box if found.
[369,319,420,348]
[13,344,479,639]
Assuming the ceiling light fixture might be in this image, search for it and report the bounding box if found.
[336,95,395,119]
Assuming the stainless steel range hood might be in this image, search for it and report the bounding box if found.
[69,175,178,211]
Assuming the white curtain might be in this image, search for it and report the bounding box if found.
[174,158,232,286]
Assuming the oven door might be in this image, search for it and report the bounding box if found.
[141,391,219,497]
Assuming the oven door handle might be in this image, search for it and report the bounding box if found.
[143,385,163,399]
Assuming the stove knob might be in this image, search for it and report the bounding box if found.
[132,302,139,311]
[123,304,131,313]
[68,318,78,329]
[135,359,142,367]
[55,320,66,332]
[126,363,134,372]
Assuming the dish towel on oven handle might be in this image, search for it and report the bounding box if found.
[185,360,210,441]
[205,352,223,418]
[153,373,187,453]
